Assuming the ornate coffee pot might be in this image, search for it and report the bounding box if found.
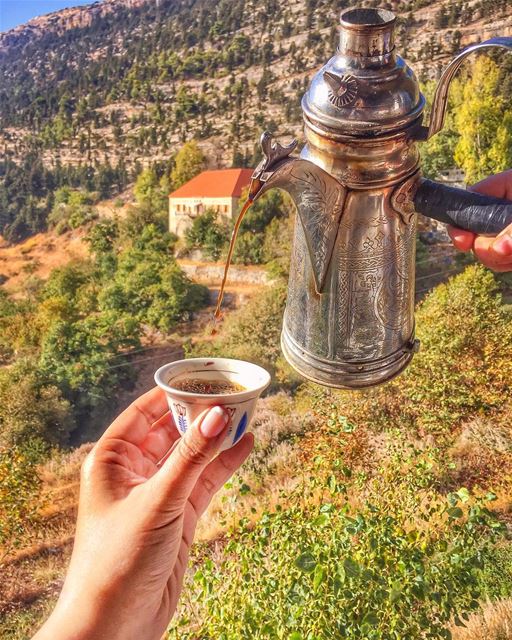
[249,8,512,389]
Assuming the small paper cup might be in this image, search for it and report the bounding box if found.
[154,358,271,450]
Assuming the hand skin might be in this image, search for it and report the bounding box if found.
[33,388,254,640]
[447,169,512,272]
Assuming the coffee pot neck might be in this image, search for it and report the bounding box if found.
[302,8,423,138]
[338,8,396,62]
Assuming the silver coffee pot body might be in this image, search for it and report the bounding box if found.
[250,8,512,389]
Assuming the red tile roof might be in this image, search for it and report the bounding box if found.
[169,168,253,199]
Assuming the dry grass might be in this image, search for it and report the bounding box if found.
[0,229,88,292]
[196,393,313,540]
[452,599,512,639]
[0,445,90,632]
[448,414,512,520]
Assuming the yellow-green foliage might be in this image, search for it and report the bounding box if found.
[454,57,512,183]
[171,465,500,640]
[170,140,206,189]
[0,362,75,447]
[0,443,44,553]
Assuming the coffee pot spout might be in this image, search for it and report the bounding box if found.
[250,132,347,293]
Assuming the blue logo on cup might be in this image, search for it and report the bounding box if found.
[233,411,248,444]
[174,403,188,433]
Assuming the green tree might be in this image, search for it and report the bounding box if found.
[420,79,460,179]
[262,213,294,277]
[48,188,97,233]
[0,360,75,447]
[233,188,293,265]
[38,311,140,429]
[133,167,168,214]
[99,225,208,332]
[86,218,119,255]
[185,209,229,260]
[170,140,206,189]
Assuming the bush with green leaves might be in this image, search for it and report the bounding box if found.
[0,360,75,447]
[189,280,290,382]
[38,311,140,429]
[184,209,229,260]
[100,224,209,332]
[48,187,98,233]
[133,167,170,215]
[262,213,294,277]
[477,542,512,601]
[232,189,294,266]
[0,441,46,555]
[172,469,500,640]
[0,221,209,445]
[304,265,512,437]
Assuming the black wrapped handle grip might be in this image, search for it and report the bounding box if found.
[414,179,512,235]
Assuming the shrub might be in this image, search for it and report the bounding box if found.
[263,214,294,277]
[477,542,512,600]
[306,265,512,437]
[189,281,288,380]
[184,209,229,260]
[232,189,293,265]
[0,441,45,554]
[174,477,499,640]
[47,188,97,232]
[170,140,206,189]
[100,224,209,332]
[0,360,75,447]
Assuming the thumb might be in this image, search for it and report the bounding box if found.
[151,405,230,511]
[491,224,512,257]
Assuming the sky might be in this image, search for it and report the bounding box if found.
[0,0,94,33]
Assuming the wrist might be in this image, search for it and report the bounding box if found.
[33,593,107,640]
[33,583,164,640]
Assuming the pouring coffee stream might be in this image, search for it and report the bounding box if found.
[214,7,512,389]
[213,189,260,321]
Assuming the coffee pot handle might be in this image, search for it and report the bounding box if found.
[418,37,512,141]
[413,179,512,234]
[413,36,512,233]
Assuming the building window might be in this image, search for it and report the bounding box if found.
[224,205,229,213]
[176,204,181,212]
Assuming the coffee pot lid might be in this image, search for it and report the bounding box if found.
[302,8,425,137]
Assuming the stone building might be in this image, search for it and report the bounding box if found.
[168,168,253,236]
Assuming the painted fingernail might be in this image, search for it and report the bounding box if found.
[492,234,512,256]
[200,406,229,438]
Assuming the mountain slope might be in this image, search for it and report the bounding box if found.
[1,0,512,239]
[3,0,512,163]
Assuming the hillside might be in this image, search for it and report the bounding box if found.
[2,2,512,639]
[2,0,512,184]
[2,264,512,640]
